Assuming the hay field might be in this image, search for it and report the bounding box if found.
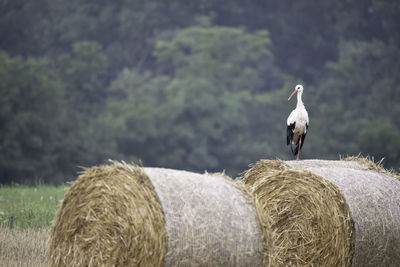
[0,227,50,266]
[0,185,65,266]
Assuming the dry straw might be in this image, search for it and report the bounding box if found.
[141,167,264,266]
[0,227,50,267]
[242,158,400,267]
[205,169,275,266]
[242,160,354,266]
[341,154,400,181]
[49,162,264,266]
[49,161,167,266]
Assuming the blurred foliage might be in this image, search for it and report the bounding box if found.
[0,52,67,183]
[103,23,283,175]
[0,0,399,183]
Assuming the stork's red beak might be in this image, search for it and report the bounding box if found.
[288,89,297,101]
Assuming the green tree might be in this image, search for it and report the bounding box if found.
[55,41,111,170]
[352,118,400,169]
[0,51,67,183]
[58,41,108,117]
[307,40,400,168]
[103,20,284,175]
[0,0,53,56]
[2,0,400,181]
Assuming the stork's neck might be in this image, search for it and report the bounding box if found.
[296,92,304,107]
[296,91,304,108]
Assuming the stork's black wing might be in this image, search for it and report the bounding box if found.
[286,122,295,145]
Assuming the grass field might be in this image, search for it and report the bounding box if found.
[0,184,67,266]
[0,184,66,228]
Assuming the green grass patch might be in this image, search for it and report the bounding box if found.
[0,184,67,229]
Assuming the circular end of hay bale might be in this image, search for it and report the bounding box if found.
[48,162,167,266]
[288,159,400,266]
[243,160,354,266]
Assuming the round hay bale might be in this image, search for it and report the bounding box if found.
[142,168,264,266]
[49,162,167,266]
[206,169,276,266]
[288,159,400,267]
[49,162,265,266]
[242,160,354,266]
[242,159,400,267]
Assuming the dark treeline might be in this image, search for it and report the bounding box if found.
[1,0,399,184]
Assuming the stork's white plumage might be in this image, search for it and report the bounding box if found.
[286,84,309,160]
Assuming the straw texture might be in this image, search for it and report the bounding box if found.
[288,159,400,267]
[242,158,400,267]
[144,167,264,266]
[49,162,167,266]
[242,160,354,266]
[49,162,264,266]
[342,155,400,181]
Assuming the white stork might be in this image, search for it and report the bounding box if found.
[286,84,309,160]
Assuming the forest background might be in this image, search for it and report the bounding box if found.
[1,0,399,184]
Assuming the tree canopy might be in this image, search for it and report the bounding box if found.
[1,0,399,183]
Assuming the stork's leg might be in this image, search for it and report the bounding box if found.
[297,137,302,161]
